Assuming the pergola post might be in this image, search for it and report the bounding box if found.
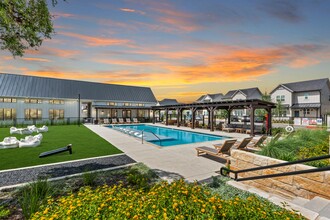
[165,108,169,126]
[176,108,181,127]
[267,107,272,135]
[152,110,155,124]
[190,107,197,129]
[227,108,232,124]
[250,105,255,137]
[96,108,99,124]
[208,106,217,131]
[207,109,211,127]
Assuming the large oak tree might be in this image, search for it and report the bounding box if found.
[0,0,61,57]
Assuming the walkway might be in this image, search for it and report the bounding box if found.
[0,154,135,189]
[85,124,248,182]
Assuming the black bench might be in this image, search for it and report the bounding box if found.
[39,144,72,158]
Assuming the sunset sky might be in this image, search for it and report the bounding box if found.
[1,0,330,102]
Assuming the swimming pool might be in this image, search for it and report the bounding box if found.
[110,124,227,147]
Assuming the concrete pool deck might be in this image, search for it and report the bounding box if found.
[85,123,252,182]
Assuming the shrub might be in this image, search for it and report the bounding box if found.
[31,179,304,220]
[259,129,329,166]
[0,205,11,218]
[82,170,98,187]
[18,178,53,219]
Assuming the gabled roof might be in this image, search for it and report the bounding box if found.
[223,87,262,99]
[158,98,180,106]
[0,73,157,102]
[196,93,223,103]
[270,78,330,94]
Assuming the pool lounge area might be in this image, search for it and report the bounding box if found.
[110,124,229,147]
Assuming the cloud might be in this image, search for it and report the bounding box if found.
[60,32,132,47]
[26,47,81,58]
[258,0,303,22]
[21,57,51,62]
[120,8,146,15]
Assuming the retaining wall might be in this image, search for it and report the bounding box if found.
[230,150,330,200]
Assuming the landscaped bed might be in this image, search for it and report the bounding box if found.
[0,164,305,219]
[0,125,122,170]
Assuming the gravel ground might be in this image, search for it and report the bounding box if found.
[0,154,136,188]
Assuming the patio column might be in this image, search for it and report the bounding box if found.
[227,108,232,124]
[250,105,255,137]
[176,108,182,127]
[165,108,169,126]
[208,106,217,132]
[96,108,99,124]
[207,109,211,127]
[190,107,197,129]
[267,107,272,136]
[152,110,155,124]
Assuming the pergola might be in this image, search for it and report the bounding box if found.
[151,99,276,136]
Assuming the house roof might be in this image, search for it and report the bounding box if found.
[291,103,321,108]
[0,73,157,103]
[158,98,180,106]
[270,78,330,94]
[223,87,262,99]
[196,93,223,102]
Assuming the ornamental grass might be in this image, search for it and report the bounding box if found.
[32,179,304,219]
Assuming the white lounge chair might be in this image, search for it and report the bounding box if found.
[111,118,118,124]
[0,137,19,149]
[27,125,38,132]
[133,118,140,123]
[18,134,42,148]
[126,118,132,123]
[37,125,48,133]
[103,118,110,124]
[118,118,125,124]
[10,127,33,135]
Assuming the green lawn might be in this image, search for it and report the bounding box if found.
[0,125,122,170]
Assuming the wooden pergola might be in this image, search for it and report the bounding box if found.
[151,99,276,136]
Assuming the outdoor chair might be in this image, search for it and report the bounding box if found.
[133,118,140,123]
[234,137,254,152]
[248,135,268,149]
[103,118,110,124]
[111,118,118,124]
[126,118,132,123]
[222,124,235,132]
[196,139,237,163]
[118,118,125,124]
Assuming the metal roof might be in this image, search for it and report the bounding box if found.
[223,87,262,99]
[196,93,224,103]
[291,103,321,108]
[158,99,180,106]
[270,78,330,94]
[0,73,157,103]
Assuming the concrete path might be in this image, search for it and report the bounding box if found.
[85,123,249,182]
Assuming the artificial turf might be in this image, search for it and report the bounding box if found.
[0,125,122,170]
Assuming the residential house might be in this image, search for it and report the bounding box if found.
[270,78,330,122]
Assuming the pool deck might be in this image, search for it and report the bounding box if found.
[85,123,254,182]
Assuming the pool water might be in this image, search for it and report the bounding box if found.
[110,124,227,147]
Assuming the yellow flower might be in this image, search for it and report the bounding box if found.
[201,208,205,213]
[148,215,153,219]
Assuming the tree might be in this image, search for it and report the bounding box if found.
[255,91,271,117]
[0,0,62,57]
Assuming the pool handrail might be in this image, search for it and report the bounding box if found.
[142,129,162,146]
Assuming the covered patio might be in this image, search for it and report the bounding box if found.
[151,99,276,136]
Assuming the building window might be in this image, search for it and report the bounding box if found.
[0,109,16,120]
[107,102,117,106]
[25,99,43,104]
[49,99,64,104]
[49,109,64,119]
[304,93,309,100]
[123,102,131,106]
[0,97,16,103]
[276,95,285,101]
[25,109,42,119]
[137,103,145,106]
[303,109,310,115]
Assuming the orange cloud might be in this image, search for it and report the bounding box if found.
[60,32,132,47]
[120,8,146,15]
[26,47,81,58]
[22,57,51,62]
[288,57,320,68]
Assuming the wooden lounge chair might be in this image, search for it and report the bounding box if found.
[103,118,110,124]
[196,139,237,163]
[248,135,268,148]
[270,133,282,142]
[118,118,125,124]
[111,118,118,124]
[126,118,132,124]
[234,137,254,151]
